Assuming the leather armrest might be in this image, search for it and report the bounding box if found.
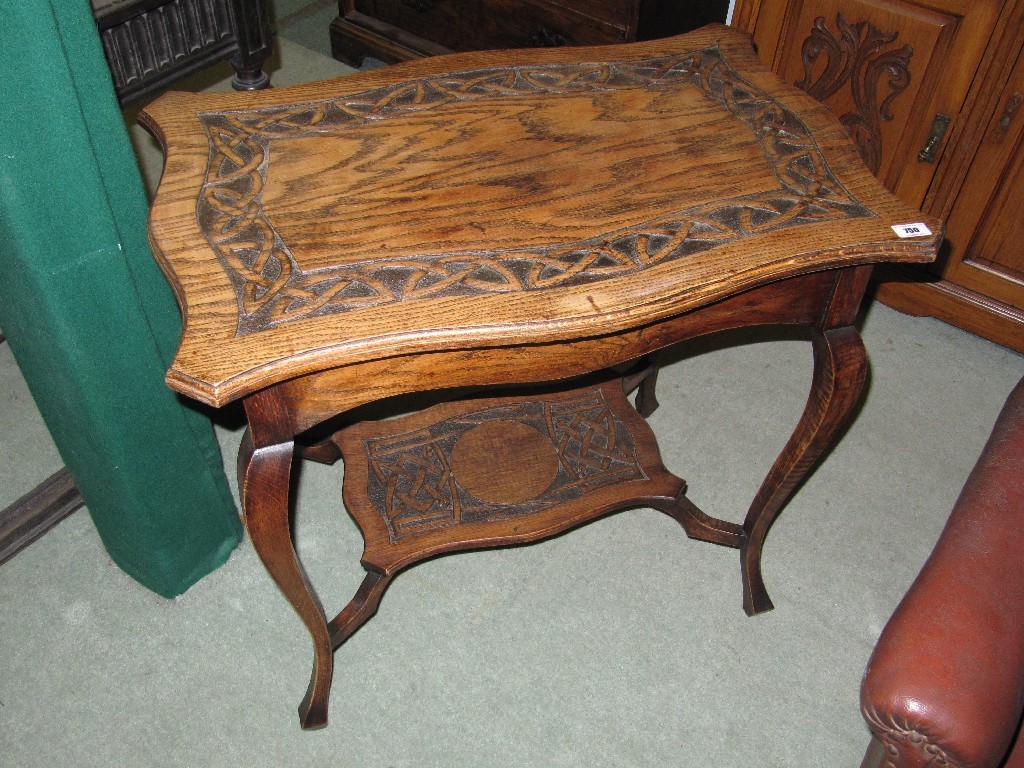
[861,377,1024,768]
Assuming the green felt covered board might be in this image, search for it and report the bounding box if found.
[0,0,241,596]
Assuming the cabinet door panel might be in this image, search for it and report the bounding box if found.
[742,0,1000,207]
[941,50,1024,311]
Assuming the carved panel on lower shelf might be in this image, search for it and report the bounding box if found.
[334,379,686,573]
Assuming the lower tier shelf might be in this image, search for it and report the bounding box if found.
[331,377,743,574]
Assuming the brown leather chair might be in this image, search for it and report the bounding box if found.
[860,375,1024,768]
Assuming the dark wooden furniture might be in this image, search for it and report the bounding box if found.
[731,0,1024,353]
[859,376,1024,768]
[328,0,729,66]
[0,469,84,566]
[141,25,939,729]
[92,0,274,106]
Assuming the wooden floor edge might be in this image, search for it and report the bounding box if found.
[0,467,85,566]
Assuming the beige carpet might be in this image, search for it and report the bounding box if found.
[2,20,1023,768]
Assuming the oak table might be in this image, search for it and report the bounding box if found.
[141,25,940,730]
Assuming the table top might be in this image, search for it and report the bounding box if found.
[141,24,940,407]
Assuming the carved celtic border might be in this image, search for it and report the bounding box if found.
[197,45,873,335]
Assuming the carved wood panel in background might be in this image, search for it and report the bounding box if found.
[737,0,998,206]
[94,0,272,105]
[795,13,914,175]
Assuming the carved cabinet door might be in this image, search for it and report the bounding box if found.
[733,0,1001,207]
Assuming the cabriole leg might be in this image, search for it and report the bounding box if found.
[740,325,868,615]
[240,437,335,729]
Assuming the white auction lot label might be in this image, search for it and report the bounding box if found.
[892,223,933,238]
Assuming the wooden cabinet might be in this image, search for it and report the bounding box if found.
[93,0,274,105]
[733,0,1024,352]
[329,0,721,66]
[938,48,1024,311]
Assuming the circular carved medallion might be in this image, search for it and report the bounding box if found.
[450,420,559,505]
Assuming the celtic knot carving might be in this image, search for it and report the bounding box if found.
[197,45,872,334]
[362,388,647,542]
[796,13,914,174]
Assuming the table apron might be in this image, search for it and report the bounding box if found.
[246,266,869,442]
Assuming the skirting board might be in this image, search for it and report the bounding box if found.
[0,468,85,566]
